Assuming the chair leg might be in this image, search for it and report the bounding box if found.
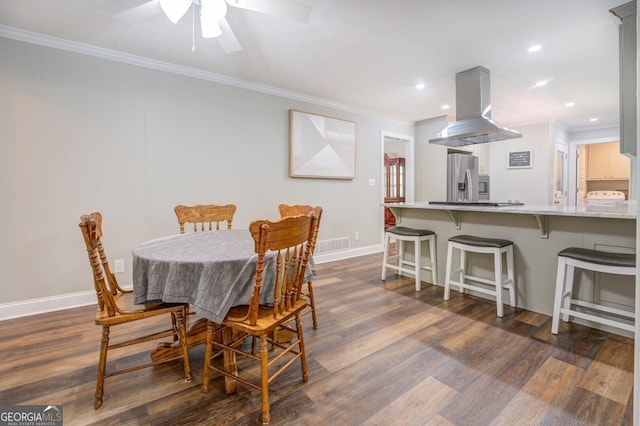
[458,248,467,294]
[260,335,271,424]
[307,281,318,329]
[414,238,422,292]
[429,236,438,285]
[397,240,405,276]
[505,247,516,307]
[381,233,390,280]
[296,313,309,382]
[175,309,192,382]
[223,327,238,395]
[494,250,504,318]
[551,258,567,334]
[562,264,575,323]
[444,242,454,300]
[94,325,109,409]
[201,321,214,393]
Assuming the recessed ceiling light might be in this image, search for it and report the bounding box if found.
[589,117,599,122]
[441,104,450,110]
[528,45,542,53]
[533,80,548,88]
[416,83,425,90]
[565,102,576,107]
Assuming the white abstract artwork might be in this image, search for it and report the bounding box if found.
[289,110,356,179]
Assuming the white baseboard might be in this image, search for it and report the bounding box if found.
[0,290,97,321]
[0,245,383,321]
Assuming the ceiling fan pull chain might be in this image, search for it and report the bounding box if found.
[192,5,196,52]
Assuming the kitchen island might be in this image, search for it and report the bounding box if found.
[384,202,636,334]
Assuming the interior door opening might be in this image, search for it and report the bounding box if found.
[568,139,630,206]
[381,131,414,233]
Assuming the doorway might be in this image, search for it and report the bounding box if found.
[380,130,414,233]
[567,138,630,206]
[554,142,568,206]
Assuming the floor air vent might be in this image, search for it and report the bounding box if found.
[315,237,350,254]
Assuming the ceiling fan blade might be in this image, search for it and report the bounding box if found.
[160,0,192,23]
[217,18,242,53]
[115,0,162,21]
[225,0,311,23]
[200,0,226,38]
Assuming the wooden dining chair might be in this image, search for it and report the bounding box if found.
[174,203,237,233]
[201,213,319,424]
[278,204,322,328]
[79,212,192,409]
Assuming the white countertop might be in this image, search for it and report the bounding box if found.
[383,202,637,219]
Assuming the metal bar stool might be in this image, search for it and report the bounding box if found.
[551,247,636,334]
[381,226,437,291]
[444,234,516,317]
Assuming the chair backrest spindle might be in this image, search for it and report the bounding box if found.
[241,214,318,326]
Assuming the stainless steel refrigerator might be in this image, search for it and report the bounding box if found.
[447,153,479,202]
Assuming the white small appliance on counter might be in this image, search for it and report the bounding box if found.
[584,191,627,205]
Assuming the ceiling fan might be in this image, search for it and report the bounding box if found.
[120,0,312,53]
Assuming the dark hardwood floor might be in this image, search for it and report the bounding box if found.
[0,253,634,425]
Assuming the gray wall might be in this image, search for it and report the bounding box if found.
[414,115,449,201]
[0,37,412,308]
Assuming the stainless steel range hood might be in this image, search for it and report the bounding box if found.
[430,66,522,147]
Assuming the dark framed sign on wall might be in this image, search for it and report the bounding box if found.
[507,150,533,169]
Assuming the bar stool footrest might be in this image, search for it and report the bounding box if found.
[568,299,635,319]
[560,307,634,332]
[448,280,498,298]
[386,264,434,277]
[461,274,512,288]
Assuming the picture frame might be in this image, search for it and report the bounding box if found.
[507,150,533,169]
[289,109,356,179]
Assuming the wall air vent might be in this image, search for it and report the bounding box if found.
[315,237,350,254]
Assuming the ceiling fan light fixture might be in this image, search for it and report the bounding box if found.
[160,0,192,23]
[200,0,228,38]
[201,21,223,38]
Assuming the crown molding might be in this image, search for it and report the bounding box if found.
[0,25,411,124]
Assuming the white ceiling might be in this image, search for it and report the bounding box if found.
[0,0,629,130]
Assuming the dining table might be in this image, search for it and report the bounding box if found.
[132,229,316,363]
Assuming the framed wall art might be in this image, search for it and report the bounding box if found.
[289,109,356,179]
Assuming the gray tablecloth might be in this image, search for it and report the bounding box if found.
[132,230,316,323]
